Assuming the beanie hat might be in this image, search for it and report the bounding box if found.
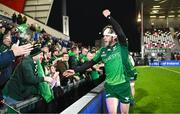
[30,45,42,57]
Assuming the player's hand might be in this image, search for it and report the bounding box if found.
[103,9,111,17]
[63,70,75,77]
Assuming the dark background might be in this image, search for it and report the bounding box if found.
[48,0,141,52]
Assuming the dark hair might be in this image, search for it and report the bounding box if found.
[62,52,68,56]
[30,45,42,57]
[71,46,78,52]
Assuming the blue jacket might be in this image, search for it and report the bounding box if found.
[0,50,15,70]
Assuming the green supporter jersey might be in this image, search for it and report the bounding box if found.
[79,54,89,63]
[90,70,99,80]
[93,43,127,85]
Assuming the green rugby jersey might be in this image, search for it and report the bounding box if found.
[93,43,127,85]
[128,58,138,77]
[74,15,132,85]
[121,45,137,79]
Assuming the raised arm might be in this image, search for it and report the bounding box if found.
[103,9,127,44]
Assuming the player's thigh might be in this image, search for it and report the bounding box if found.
[106,97,119,114]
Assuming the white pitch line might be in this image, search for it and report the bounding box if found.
[159,67,180,74]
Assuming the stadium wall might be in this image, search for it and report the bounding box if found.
[144,17,180,28]
[0,0,26,13]
[61,82,106,114]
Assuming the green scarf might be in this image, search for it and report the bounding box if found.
[37,59,54,103]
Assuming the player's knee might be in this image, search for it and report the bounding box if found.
[130,82,135,87]
[121,110,129,114]
[108,110,117,114]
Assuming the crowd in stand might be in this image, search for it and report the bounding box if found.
[142,27,180,63]
[174,27,180,43]
[144,28,175,49]
[171,52,180,60]
[0,12,104,110]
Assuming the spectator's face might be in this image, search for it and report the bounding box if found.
[42,46,49,53]
[1,27,5,33]
[48,52,52,58]
[39,52,44,61]
[3,36,12,47]
[50,66,56,73]
[53,50,59,56]
[61,47,67,53]
[33,52,43,61]
[74,48,80,55]
[82,48,88,55]
[11,27,16,33]
[62,54,69,62]
[91,47,96,52]
[87,52,93,60]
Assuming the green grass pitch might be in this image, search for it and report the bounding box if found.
[130,66,180,113]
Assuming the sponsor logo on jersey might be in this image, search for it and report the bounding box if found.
[103,53,120,63]
[113,46,116,51]
[107,48,111,51]
[101,51,106,57]
[105,94,111,97]
[124,97,130,102]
